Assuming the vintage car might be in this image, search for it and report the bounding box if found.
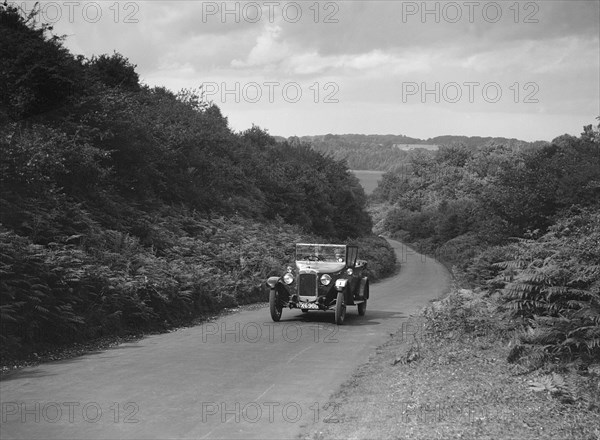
[266,243,369,325]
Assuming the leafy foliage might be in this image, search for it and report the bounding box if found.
[349,235,397,281]
[377,123,600,267]
[422,289,504,341]
[495,209,600,362]
[0,4,371,240]
[0,4,83,122]
[85,52,140,91]
[374,119,600,366]
[0,215,311,354]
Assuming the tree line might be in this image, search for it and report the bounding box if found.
[372,126,600,365]
[0,4,371,239]
[297,133,539,171]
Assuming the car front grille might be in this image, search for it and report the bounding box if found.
[298,273,318,297]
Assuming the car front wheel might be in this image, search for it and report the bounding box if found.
[269,289,283,322]
[335,290,346,325]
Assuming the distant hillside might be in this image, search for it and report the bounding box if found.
[301,134,422,146]
[283,134,540,171]
[426,135,541,148]
[394,144,439,151]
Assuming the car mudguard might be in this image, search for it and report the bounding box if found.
[266,277,291,302]
[273,283,290,302]
[266,276,280,288]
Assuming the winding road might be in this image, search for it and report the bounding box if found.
[0,239,450,439]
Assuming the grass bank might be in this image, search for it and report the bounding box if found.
[303,288,600,440]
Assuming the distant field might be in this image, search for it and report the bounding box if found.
[350,170,386,195]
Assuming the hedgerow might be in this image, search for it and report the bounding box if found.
[0,213,310,355]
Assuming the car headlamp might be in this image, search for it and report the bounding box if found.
[320,274,332,285]
[346,268,353,275]
[283,273,294,285]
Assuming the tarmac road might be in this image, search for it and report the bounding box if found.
[0,239,451,440]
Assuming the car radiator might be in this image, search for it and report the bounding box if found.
[298,273,318,297]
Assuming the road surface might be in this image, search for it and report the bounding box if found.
[0,239,451,439]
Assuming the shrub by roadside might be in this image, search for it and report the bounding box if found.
[387,208,600,369]
[350,235,397,281]
[0,215,308,361]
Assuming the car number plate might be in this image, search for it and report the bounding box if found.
[299,302,319,310]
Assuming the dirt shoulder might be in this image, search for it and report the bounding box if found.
[301,290,600,440]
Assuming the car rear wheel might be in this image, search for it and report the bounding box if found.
[358,299,367,316]
[335,290,346,325]
[269,289,282,322]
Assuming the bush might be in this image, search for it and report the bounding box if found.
[422,288,508,341]
[494,209,600,365]
[350,235,397,281]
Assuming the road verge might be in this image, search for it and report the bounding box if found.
[303,288,600,440]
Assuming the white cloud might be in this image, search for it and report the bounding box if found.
[281,50,399,76]
[231,25,290,68]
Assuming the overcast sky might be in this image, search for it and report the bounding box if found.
[22,0,600,141]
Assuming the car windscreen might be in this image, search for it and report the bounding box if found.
[296,244,346,263]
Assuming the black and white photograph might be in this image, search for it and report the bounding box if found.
[1,1,599,439]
